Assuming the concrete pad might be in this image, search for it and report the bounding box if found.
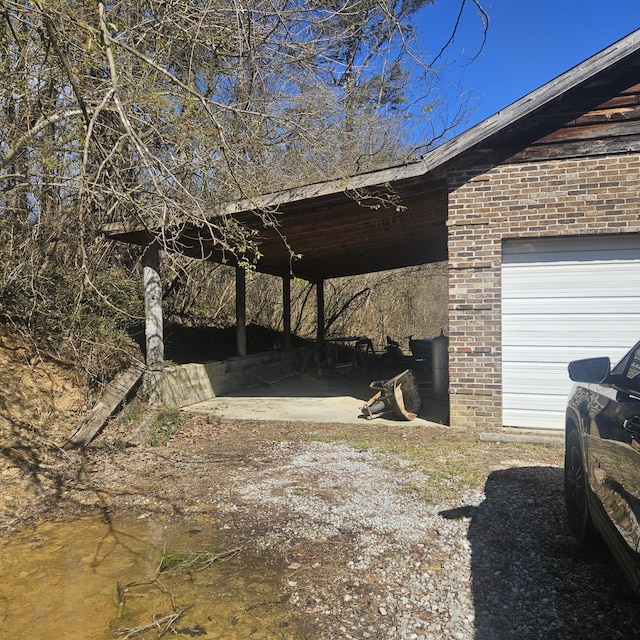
[182,373,449,426]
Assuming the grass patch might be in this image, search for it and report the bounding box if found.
[310,426,562,499]
[148,409,184,446]
[119,397,147,426]
[113,400,184,446]
[158,546,241,574]
[310,428,486,496]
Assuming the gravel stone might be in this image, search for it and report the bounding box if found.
[217,439,640,639]
[7,412,640,639]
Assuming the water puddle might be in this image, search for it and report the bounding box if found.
[0,512,305,639]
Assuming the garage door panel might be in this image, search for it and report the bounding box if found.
[501,234,640,430]
[503,394,570,430]
[503,235,640,262]
[503,408,566,430]
[503,266,640,298]
[503,345,629,365]
[503,320,639,347]
[502,366,573,396]
[503,391,570,410]
[503,298,640,314]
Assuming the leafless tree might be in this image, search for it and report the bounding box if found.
[0,0,487,380]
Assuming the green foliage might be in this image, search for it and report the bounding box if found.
[159,549,211,573]
[148,409,183,446]
[119,397,148,427]
[115,401,183,446]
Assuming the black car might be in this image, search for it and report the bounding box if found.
[565,340,640,594]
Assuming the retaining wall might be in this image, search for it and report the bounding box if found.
[151,347,307,408]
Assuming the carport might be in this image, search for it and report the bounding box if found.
[102,161,451,423]
[103,163,449,360]
[104,28,640,431]
[103,24,640,380]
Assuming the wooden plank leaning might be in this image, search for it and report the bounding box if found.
[65,360,146,448]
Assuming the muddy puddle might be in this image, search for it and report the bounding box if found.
[0,512,306,639]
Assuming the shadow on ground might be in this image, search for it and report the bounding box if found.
[442,466,640,639]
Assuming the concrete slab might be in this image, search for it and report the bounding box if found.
[182,372,449,427]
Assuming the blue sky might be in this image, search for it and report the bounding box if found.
[417,0,640,129]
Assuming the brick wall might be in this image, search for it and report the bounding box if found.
[446,154,640,429]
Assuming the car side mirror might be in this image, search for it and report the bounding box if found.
[568,357,611,383]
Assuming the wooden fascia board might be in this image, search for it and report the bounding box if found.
[101,171,443,240]
[102,220,148,240]
[420,29,640,172]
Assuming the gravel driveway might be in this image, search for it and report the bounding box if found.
[5,415,640,639]
[215,438,640,640]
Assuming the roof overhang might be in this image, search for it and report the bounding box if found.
[103,170,449,281]
[103,29,640,281]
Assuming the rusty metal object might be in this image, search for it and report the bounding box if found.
[360,369,421,421]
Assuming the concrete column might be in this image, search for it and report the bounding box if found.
[142,242,163,371]
[282,276,292,350]
[316,279,325,343]
[236,266,247,357]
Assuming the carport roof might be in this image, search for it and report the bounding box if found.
[103,28,640,282]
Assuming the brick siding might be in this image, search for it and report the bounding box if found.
[446,154,640,429]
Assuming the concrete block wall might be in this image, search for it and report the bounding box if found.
[155,347,307,408]
[446,154,640,429]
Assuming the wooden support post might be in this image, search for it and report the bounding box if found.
[283,276,292,350]
[236,266,247,357]
[316,279,325,343]
[143,243,163,372]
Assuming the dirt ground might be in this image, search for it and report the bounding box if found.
[0,324,563,534]
[1,407,564,533]
[1,326,580,638]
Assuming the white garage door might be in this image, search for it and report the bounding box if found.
[502,234,640,430]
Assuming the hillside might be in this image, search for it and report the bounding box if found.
[0,327,88,523]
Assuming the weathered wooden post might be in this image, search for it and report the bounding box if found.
[236,266,247,357]
[282,275,292,350]
[143,242,163,407]
[143,242,164,370]
[316,279,324,343]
